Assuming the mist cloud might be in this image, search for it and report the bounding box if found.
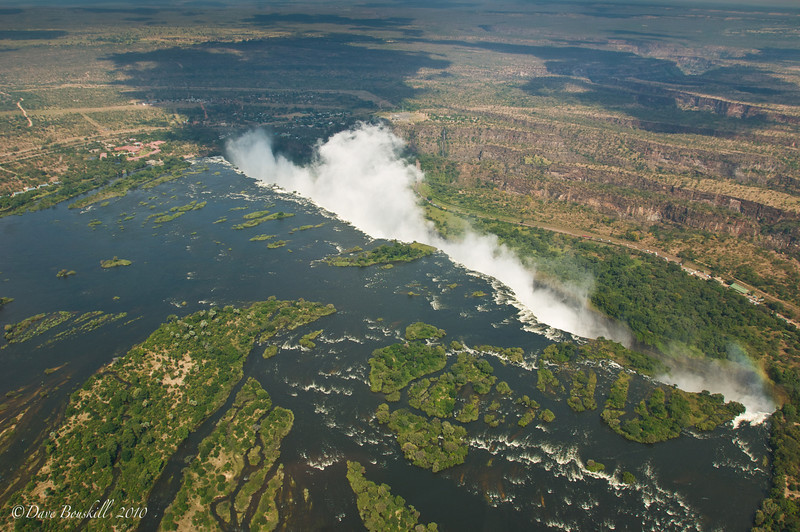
[226,123,778,417]
[657,343,775,422]
[226,124,627,342]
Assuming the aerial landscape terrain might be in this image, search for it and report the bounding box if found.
[0,0,799,530]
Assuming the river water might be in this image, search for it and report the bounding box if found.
[0,159,770,530]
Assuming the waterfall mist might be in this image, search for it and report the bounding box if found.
[226,123,775,417]
[226,124,626,342]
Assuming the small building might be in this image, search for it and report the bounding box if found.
[730,282,750,295]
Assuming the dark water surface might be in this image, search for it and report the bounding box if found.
[0,159,770,530]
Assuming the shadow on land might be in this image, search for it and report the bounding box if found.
[408,37,800,134]
[103,34,450,108]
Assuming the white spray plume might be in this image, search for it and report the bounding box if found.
[226,124,778,418]
[226,124,626,341]
[657,343,775,424]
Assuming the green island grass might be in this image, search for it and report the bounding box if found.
[233,211,294,230]
[405,321,446,341]
[153,211,184,223]
[289,223,325,234]
[540,409,556,423]
[250,234,276,242]
[586,460,605,473]
[0,297,12,309]
[299,329,323,349]
[160,378,293,531]
[3,297,335,532]
[262,345,279,359]
[542,339,666,377]
[376,405,468,473]
[369,341,447,396]
[346,461,438,532]
[567,370,598,413]
[325,241,435,267]
[266,240,287,249]
[408,375,457,418]
[3,311,73,344]
[243,210,271,219]
[100,256,132,268]
[406,352,498,421]
[56,269,76,278]
[474,345,524,365]
[536,367,563,394]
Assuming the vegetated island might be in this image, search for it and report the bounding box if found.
[3,297,335,532]
[232,210,295,230]
[100,256,132,268]
[147,199,207,225]
[346,461,438,531]
[56,269,76,278]
[367,322,749,475]
[325,241,435,267]
[405,321,446,341]
[161,377,293,531]
[0,297,12,309]
[540,339,746,443]
[2,310,127,347]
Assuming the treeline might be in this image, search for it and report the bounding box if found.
[473,219,800,366]
[0,155,189,216]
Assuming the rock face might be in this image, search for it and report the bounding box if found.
[396,114,800,253]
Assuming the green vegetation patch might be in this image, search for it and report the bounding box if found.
[325,240,435,267]
[451,352,496,394]
[405,321,446,341]
[567,370,598,412]
[4,298,334,531]
[170,200,206,213]
[262,345,278,359]
[346,461,438,532]
[1,309,124,347]
[404,352,498,421]
[233,211,294,229]
[586,460,605,473]
[377,406,468,472]
[250,234,276,241]
[100,256,132,268]
[0,297,12,309]
[599,372,744,443]
[369,341,447,395]
[299,329,323,349]
[161,378,293,531]
[542,339,666,376]
[754,404,800,530]
[56,269,76,278]
[474,345,524,365]
[3,311,73,344]
[408,375,458,418]
[243,210,272,219]
[289,223,325,233]
[536,367,563,394]
[153,211,185,223]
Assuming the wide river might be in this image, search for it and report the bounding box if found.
[0,159,770,530]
